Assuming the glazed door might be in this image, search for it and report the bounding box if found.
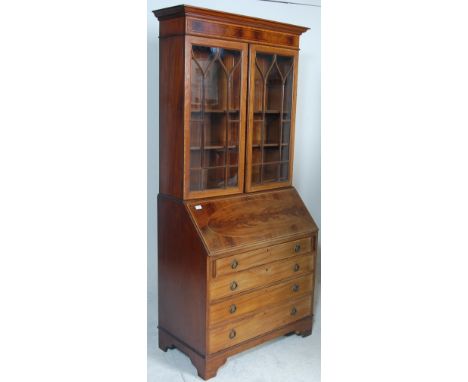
[184,36,248,199]
[246,45,298,192]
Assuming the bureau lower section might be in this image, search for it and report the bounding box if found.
[157,190,318,380]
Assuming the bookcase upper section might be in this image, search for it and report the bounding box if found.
[154,5,309,200]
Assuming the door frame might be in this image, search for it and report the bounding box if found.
[183,35,249,200]
[245,44,299,193]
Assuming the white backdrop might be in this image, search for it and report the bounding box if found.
[147,0,321,325]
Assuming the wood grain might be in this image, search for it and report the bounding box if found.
[209,274,313,327]
[158,36,185,198]
[158,195,208,355]
[214,237,311,277]
[208,295,312,353]
[187,188,318,256]
[187,17,299,48]
[154,5,309,37]
[209,254,314,301]
[154,6,316,379]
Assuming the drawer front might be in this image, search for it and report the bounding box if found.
[215,237,312,277]
[208,295,312,354]
[209,274,313,327]
[209,254,314,301]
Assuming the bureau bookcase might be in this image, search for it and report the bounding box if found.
[154,5,318,380]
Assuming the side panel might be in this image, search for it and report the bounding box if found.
[158,194,208,354]
[159,36,185,198]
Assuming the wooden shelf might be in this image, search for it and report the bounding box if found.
[190,164,238,171]
[191,109,240,114]
[252,143,289,148]
[191,119,240,123]
[190,145,238,150]
[253,110,281,114]
[252,160,289,166]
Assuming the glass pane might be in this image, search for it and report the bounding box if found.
[251,52,295,186]
[280,162,289,181]
[204,149,225,167]
[190,149,201,169]
[204,113,226,147]
[190,169,202,191]
[281,144,290,162]
[253,120,262,146]
[262,164,280,183]
[265,114,280,144]
[229,148,238,166]
[227,167,238,187]
[189,45,242,192]
[252,147,261,165]
[264,147,280,163]
[252,165,261,185]
[203,168,225,189]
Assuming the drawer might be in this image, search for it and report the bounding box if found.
[209,274,313,327]
[209,254,314,301]
[214,237,312,277]
[208,295,312,354]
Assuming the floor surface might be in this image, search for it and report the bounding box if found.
[147,282,320,382]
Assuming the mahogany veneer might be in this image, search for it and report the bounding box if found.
[154,5,317,380]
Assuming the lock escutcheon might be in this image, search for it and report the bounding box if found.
[229,329,236,339]
[294,244,301,253]
[293,263,300,272]
[230,304,237,314]
[231,259,238,269]
[230,281,238,291]
[291,307,297,316]
[292,284,299,292]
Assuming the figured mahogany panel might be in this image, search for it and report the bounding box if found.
[209,254,314,301]
[186,188,317,256]
[158,194,208,354]
[214,237,312,277]
[208,295,312,353]
[187,18,299,48]
[209,274,313,327]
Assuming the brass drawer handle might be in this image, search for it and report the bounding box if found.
[231,259,239,269]
[229,304,237,314]
[230,281,238,291]
[294,244,301,253]
[229,329,236,339]
[293,263,300,272]
[292,284,300,292]
[291,307,298,316]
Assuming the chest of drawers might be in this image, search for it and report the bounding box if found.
[158,188,318,379]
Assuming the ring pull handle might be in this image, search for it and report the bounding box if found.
[229,304,237,314]
[229,329,236,339]
[291,307,298,316]
[292,284,299,292]
[230,281,238,291]
[231,259,238,269]
[293,263,300,272]
[294,244,301,253]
